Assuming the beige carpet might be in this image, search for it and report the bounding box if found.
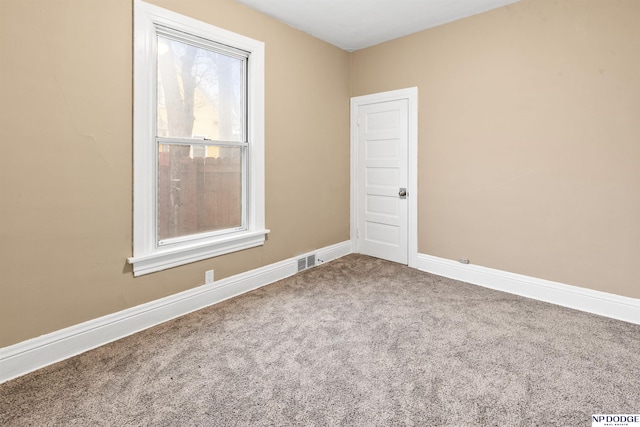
[1,254,639,426]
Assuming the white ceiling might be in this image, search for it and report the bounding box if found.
[234,0,521,51]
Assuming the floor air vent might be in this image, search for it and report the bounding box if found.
[297,254,317,272]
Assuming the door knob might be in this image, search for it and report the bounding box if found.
[399,188,407,199]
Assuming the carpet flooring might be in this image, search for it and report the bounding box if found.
[1,254,639,426]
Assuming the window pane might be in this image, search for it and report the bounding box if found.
[157,35,244,141]
[158,144,243,242]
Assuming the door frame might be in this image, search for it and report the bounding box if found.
[350,87,418,268]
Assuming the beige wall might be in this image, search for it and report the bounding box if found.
[0,0,350,347]
[351,0,640,298]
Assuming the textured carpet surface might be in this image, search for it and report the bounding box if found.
[1,254,639,426]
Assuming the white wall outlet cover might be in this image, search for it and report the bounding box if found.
[205,270,214,284]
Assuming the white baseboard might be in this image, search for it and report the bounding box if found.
[0,241,352,384]
[416,253,640,325]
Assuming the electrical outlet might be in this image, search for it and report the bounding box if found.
[205,270,214,284]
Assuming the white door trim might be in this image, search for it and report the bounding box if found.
[350,87,418,268]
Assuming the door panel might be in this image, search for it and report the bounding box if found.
[356,99,408,264]
[366,195,399,217]
[365,222,400,245]
[366,139,399,159]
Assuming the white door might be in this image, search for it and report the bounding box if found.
[354,97,409,264]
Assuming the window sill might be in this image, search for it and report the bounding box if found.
[128,229,270,276]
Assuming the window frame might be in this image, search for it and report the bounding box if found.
[129,0,268,276]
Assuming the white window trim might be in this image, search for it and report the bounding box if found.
[129,0,268,276]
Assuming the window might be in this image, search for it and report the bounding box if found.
[129,0,268,276]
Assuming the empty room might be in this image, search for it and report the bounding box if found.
[1,0,639,425]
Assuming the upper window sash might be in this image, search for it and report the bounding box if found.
[155,27,248,143]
